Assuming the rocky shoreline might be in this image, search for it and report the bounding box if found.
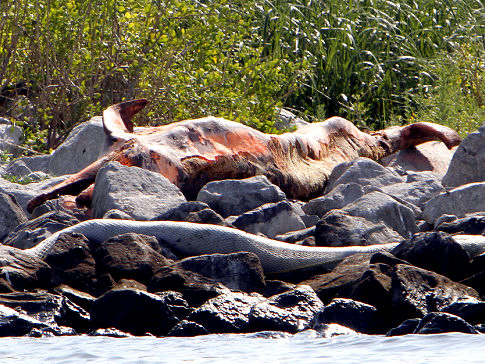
[0,117,484,338]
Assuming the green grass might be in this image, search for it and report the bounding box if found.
[0,0,483,151]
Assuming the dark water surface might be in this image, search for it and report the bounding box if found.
[0,331,483,363]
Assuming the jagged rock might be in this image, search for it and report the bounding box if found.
[167,320,210,337]
[187,291,265,333]
[441,298,485,325]
[185,208,228,226]
[390,264,479,321]
[437,214,485,235]
[90,287,180,336]
[0,123,23,156]
[48,117,107,176]
[0,291,90,333]
[93,233,173,285]
[197,175,286,218]
[325,157,404,193]
[422,182,485,225]
[313,298,382,334]
[2,210,79,250]
[414,312,479,334]
[54,285,96,313]
[381,141,457,178]
[0,246,51,291]
[91,162,187,220]
[156,291,192,320]
[275,226,315,244]
[248,285,324,333]
[0,193,27,242]
[315,210,403,247]
[44,232,97,295]
[392,232,472,281]
[0,304,48,337]
[151,252,265,295]
[226,200,306,238]
[442,125,485,187]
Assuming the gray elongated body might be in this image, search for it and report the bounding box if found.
[24,219,485,274]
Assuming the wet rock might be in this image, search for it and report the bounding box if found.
[437,214,485,235]
[381,141,457,178]
[90,287,179,336]
[390,264,479,321]
[441,298,485,325]
[315,210,403,247]
[248,285,324,333]
[392,232,472,281]
[197,175,286,218]
[88,327,133,337]
[386,318,421,336]
[0,246,51,291]
[0,291,90,333]
[0,192,27,242]
[226,200,306,238]
[44,232,97,295]
[54,285,96,313]
[422,182,485,225]
[156,291,192,320]
[2,210,79,250]
[314,298,382,334]
[167,320,210,337]
[91,161,187,220]
[442,126,485,187]
[0,304,48,337]
[93,233,173,285]
[48,117,107,176]
[187,291,265,333]
[414,312,479,334]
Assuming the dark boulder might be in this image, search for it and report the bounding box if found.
[386,318,421,336]
[437,214,485,235]
[93,233,173,285]
[392,231,472,281]
[0,304,48,337]
[441,299,485,325]
[90,288,179,336]
[167,320,210,337]
[414,312,479,334]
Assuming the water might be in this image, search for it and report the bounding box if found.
[0,331,484,363]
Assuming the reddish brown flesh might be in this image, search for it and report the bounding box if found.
[27,99,461,213]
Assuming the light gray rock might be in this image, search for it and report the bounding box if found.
[442,126,485,187]
[48,117,107,176]
[3,159,31,178]
[275,108,308,131]
[339,191,417,240]
[92,162,187,220]
[422,182,485,225]
[325,157,404,193]
[11,155,51,174]
[197,175,286,218]
[226,200,306,238]
[0,193,27,242]
[0,123,23,156]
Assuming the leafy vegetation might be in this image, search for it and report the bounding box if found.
[0,0,483,152]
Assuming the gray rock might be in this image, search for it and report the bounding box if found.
[3,159,31,178]
[0,193,27,242]
[0,123,23,156]
[48,117,107,176]
[197,175,286,218]
[275,108,308,131]
[325,158,404,193]
[275,226,315,244]
[91,161,186,220]
[442,126,485,187]
[187,291,265,333]
[248,285,324,333]
[2,210,79,250]
[339,191,417,240]
[102,209,134,220]
[437,214,485,235]
[315,210,403,247]
[11,154,51,174]
[422,182,485,225]
[226,200,306,238]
